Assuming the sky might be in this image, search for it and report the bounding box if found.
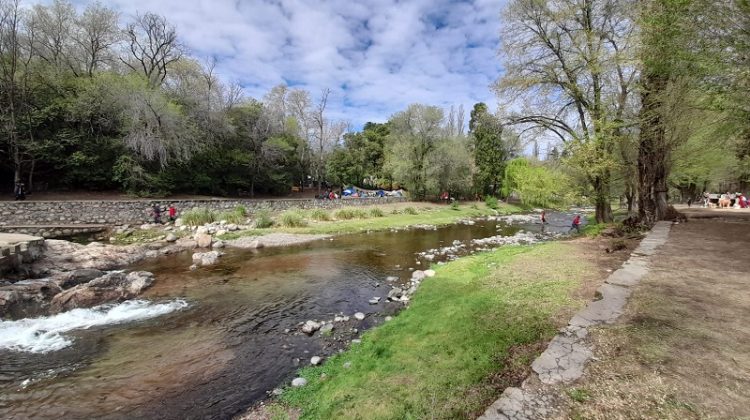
[54,0,506,129]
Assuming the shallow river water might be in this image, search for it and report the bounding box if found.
[0,213,576,419]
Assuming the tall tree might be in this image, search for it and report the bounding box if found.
[469,102,519,196]
[496,0,637,222]
[121,12,182,88]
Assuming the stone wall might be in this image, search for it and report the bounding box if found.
[0,197,407,227]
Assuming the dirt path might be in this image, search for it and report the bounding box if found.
[555,209,750,419]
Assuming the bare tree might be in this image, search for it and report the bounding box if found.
[0,0,23,183]
[495,0,637,222]
[121,12,182,88]
[28,0,75,71]
[72,2,119,76]
[311,88,346,193]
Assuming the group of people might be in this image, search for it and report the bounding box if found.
[700,191,748,209]
[540,210,582,233]
[150,204,178,224]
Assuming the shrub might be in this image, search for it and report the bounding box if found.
[404,206,418,215]
[310,208,331,221]
[369,208,385,217]
[280,209,307,227]
[254,210,274,228]
[335,208,356,220]
[352,209,369,219]
[218,206,246,224]
[485,196,499,210]
[181,207,216,226]
[450,201,460,211]
[391,208,401,215]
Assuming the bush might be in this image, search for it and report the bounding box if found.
[450,201,460,211]
[280,209,307,227]
[352,209,369,219]
[254,210,274,228]
[335,208,356,220]
[217,206,247,224]
[310,208,331,221]
[370,208,385,217]
[485,196,499,210]
[404,206,418,215]
[391,208,401,215]
[181,207,216,226]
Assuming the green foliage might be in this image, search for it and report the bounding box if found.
[310,209,331,221]
[326,123,389,188]
[403,206,418,215]
[485,196,499,209]
[280,209,307,227]
[280,242,595,418]
[502,158,576,208]
[567,388,592,403]
[369,208,385,217]
[470,103,520,196]
[254,210,274,228]
[450,201,460,210]
[352,209,369,219]
[334,208,356,220]
[217,206,247,224]
[181,207,217,226]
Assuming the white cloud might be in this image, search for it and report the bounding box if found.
[58,0,507,127]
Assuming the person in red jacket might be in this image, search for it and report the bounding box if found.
[168,204,177,222]
[569,214,581,233]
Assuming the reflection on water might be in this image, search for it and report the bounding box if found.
[0,214,577,419]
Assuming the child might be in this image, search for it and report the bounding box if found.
[541,210,547,224]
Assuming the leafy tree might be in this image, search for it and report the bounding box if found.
[501,158,575,207]
[469,102,519,196]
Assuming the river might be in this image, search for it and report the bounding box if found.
[0,213,577,419]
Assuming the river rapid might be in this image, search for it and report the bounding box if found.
[0,212,578,419]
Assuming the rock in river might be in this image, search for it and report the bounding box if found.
[301,320,321,335]
[0,280,62,319]
[194,233,213,248]
[49,271,155,313]
[56,268,104,289]
[354,312,365,321]
[192,251,221,266]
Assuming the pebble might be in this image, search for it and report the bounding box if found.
[385,316,393,322]
[354,312,365,320]
[310,356,322,366]
[352,339,362,344]
[343,361,352,369]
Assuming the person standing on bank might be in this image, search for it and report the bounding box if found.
[168,204,177,222]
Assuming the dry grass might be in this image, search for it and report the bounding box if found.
[561,215,750,419]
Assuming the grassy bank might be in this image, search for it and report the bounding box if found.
[220,202,524,239]
[271,241,597,419]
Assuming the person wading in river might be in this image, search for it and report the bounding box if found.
[569,214,581,234]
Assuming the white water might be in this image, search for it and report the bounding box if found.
[0,299,188,353]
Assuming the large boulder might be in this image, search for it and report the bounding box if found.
[194,233,213,248]
[0,280,62,319]
[192,251,221,266]
[56,268,104,289]
[49,271,155,313]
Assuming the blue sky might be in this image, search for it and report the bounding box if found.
[50,0,507,128]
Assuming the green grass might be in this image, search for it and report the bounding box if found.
[369,208,384,217]
[334,208,357,220]
[218,203,526,240]
[567,388,592,403]
[279,242,594,419]
[485,196,499,209]
[181,207,217,226]
[280,209,308,227]
[310,209,332,221]
[403,206,418,215]
[112,228,182,245]
[217,206,247,224]
[254,209,274,228]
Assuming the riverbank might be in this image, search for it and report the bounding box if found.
[244,235,633,419]
[220,202,521,240]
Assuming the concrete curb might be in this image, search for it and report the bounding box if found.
[479,221,672,420]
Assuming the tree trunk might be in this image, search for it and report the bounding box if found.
[593,175,613,223]
[637,72,670,226]
[27,159,35,193]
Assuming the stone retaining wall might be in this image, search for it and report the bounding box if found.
[0,225,107,239]
[0,197,407,227]
[0,236,45,276]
